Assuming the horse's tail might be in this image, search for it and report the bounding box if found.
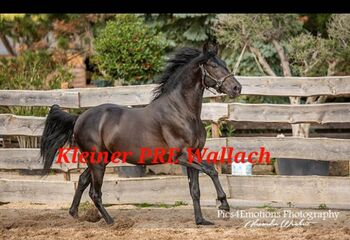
[40,104,78,174]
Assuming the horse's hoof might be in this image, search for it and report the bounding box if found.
[68,209,79,219]
[106,218,115,225]
[219,203,230,212]
[196,219,214,225]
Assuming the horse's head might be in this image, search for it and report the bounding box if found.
[199,42,242,98]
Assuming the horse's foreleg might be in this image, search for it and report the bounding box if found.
[178,151,230,212]
[186,166,214,225]
[69,167,91,218]
[177,152,213,225]
[201,161,230,211]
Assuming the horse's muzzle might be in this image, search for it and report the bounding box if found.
[227,85,241,98]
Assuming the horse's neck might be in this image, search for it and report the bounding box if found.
[168,71,204,119]
[185,68,204,111]
[180,82,204,118]
[149,66,204,119]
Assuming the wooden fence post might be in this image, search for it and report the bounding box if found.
[210,98,222,174]
[63,171,71,181]
[60,91,72,181]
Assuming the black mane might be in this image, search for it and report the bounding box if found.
[152,47,202,101]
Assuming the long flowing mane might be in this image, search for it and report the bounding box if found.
[152,47,202,101]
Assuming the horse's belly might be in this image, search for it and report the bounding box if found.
[106,129,170,165]
[108,143,178,165]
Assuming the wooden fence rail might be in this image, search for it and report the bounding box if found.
[1,175,350,208]
[2,102,350,136]
[0,103,228,136]
[0,90,80,108]
[237,76,350,97]
[228,103,350,124]
[1,76,350,108]
[0,114,45,136]
[1,137,350,174]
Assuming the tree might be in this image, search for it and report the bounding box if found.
[0,14,115,60]
[93,14,168,85]
[214,14,350,137]
[326,14,350,75]
[0,14,26,56]
[143,14,217,48]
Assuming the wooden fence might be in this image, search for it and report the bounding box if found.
[1,76,350,207]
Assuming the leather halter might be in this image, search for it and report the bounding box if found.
[199,64,234,94]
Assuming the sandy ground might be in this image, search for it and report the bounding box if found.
[1,202,350,240]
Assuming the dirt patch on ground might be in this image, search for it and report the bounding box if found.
[1,203,350,240]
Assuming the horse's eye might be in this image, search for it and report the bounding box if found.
[210,64,217,68]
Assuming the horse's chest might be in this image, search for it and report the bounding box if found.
[181,121,205,148]
[161,119,205,149]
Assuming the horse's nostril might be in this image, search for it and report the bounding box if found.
[233,85,241,93]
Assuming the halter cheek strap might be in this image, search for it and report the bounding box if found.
[199,64,234,94]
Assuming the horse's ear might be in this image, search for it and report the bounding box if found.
[203,42,218,56]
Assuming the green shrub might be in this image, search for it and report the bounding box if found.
[0,50,72,148]
[0,50,72,117]
[93,14,168,85]
[0,50,71,91]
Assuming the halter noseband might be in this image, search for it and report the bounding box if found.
[199,64,234,94]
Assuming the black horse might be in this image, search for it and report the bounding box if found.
[40,43,242,225]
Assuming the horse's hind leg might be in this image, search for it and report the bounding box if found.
[69,167,91,218]
[89,163,114,224]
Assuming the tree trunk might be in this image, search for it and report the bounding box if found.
[210,98,222,174]
[272,39,305,137]
[249,45,277,77]
[0,33,16,56]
